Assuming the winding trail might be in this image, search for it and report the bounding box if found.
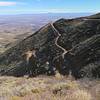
[50,23,68,59]
[50,18,100,59]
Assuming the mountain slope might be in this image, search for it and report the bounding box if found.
[0,13,100,78]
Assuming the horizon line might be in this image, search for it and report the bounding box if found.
[0,12,97,16]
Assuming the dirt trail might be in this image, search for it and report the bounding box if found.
[50,19,100,58]
[50,23,69,59]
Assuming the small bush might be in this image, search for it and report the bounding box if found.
[52,81,79,93]
[31,87,45,94]
[11,96,21,100]
[65,89,92,100]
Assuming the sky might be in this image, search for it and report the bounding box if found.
[0,0,100,15]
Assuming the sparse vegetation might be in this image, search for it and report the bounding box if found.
[0,76,99,100]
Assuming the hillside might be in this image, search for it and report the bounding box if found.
[0,13,100,79]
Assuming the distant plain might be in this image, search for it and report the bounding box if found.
[0,13,92,53]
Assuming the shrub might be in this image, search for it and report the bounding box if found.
[65,89,92,100]
[11,96,21,100]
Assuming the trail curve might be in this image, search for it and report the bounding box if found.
[50,23,68,59]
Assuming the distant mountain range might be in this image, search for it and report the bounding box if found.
[0,13,100,79]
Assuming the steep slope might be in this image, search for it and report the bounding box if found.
[0,13,100,78]
[53,16,100,78]
[0,23,63,76]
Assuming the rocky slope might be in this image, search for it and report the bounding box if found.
[0,13,100,78]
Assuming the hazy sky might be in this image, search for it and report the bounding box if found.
[0,0,100,14]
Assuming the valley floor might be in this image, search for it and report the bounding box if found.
[0,75,100,100]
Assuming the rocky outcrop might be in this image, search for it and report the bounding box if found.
[0,13,100,78]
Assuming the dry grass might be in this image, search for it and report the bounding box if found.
[0,76,99,100]
[65,89,92,100]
